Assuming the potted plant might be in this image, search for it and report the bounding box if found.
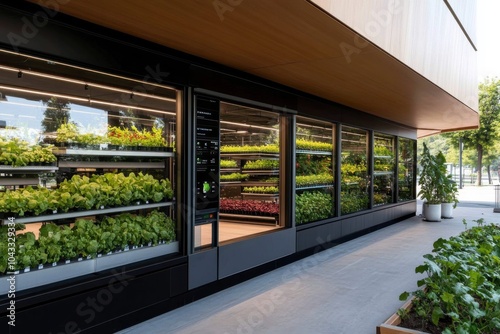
[440,177,459,219]
[418,143,447,221]
[433,151,459,218]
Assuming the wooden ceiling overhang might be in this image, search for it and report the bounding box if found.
[35,0,479,137]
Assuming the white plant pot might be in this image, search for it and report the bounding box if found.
[441,202,454,218]
[424,203,441,222]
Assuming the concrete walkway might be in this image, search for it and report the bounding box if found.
[117,186,499,334]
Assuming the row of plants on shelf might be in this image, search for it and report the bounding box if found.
[398,220,500,334]
[0,210,175,273]
[220,159,238,168]
[341,163,367,176]
[296,173,334,187]
[296,154,331,175]
[0,172,173,217]
[220,173,250,181]
[340,191,369,215]
[242,186,279,194]
[373,192,391,206]
[219,198,279,216]
[373,145,393,157]
[221,144,279,153]
[220,139,333,154]
[56,123,169,149]
[296,138,333,152]
[295,191,333,225]
[242,159,279,170]
[0,137,57,167]
[374,161,394,172]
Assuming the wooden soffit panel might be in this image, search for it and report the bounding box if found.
[35,0,479,136]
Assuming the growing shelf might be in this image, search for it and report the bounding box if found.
[241,193,279,200]
[220,167,241,173]
[219,213,278,225]
[53,148,174,158]
[0,178,39,186]
[1,201,174,225]
[220,153,279,160]
[374,171,394,176]
[0,241,179,292]
[296,184,334,191]
[296,150,332,155]
[241,181,278,187]
[58,161,165,169]
[242,170,279,176]
[0,165,58,173]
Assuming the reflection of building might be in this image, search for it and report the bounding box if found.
[0,1,477,333]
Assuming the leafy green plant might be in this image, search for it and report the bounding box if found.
[0,137,57,166]
[418,143,448,205]
[220,144,279,153]
[72,218,100,258]
[242,159,279,170]
[220,173,250,181]
[295,191,332,224]
[220,159,238,168]
[296,138,332,152]
[340,191,369,215]
[296,173,333,187]
[399,222,500,333]
[38,223,63,264]
[242,186,279,194]
[15,232,45,270]
[56,123,79,144]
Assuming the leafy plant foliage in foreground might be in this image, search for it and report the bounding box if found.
[399,220,500,334]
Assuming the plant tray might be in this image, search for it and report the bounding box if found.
[0,242,178,292]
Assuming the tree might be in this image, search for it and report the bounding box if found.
[443,78,500,185]
[41,97,71,132]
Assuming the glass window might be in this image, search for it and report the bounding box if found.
[295,116,335,225]
[398,138,416,202]
[340,126,369,215]
[0,51,178,284]
[373,133,395,206]
[219,102,281,243]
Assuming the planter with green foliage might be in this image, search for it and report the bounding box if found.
[418,143,447,221]
[390,219,500,334]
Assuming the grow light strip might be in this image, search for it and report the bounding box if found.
[0,65,176,103]
[0,49,177,92]
[220,121,279,132]
[0,86,175,116]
